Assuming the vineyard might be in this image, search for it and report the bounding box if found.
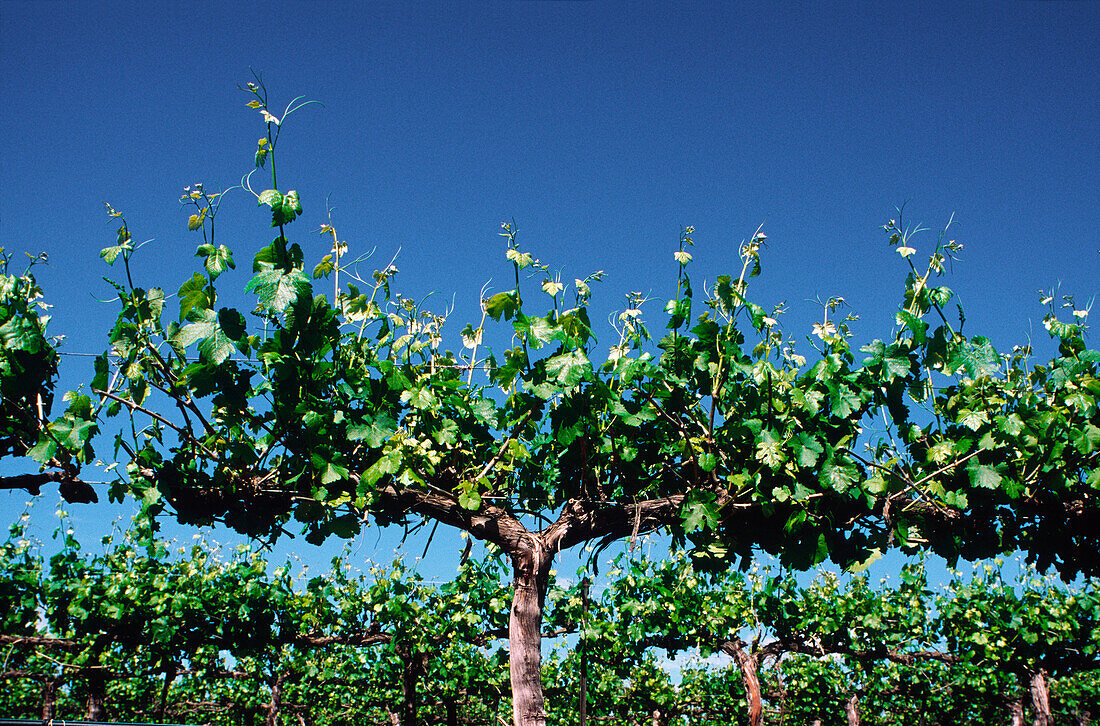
[1,79,1099,725]
[1,515,1097,724]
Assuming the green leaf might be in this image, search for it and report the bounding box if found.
[177,272,211,321]
[217,307,247,341]
[313,255,335,279]
[820,458,858,493]
[347,413,396,448]
[312,455,349,486]
[173,308,237,364]
[1071,424,1100,455]
[861,340,911,381]
[896,310,928,343]
[998,413,1025,437]
[271,190,302,226]
[0,313,43,353]
[90,354,109,391]
[458,490,482,511]
[968,463,1002,490]
[27,435,58,464]
[469,397,497,426]
[746,302,767,331]
[325,513,359,539]
[828,383,862,418]
[258,189,282,208]
[794,433,824,468]
[484,292,519,322]
[196,244,235,281]
[513,314,555,349]
[946,336,1000,378]
[928,286,954,307]
[664,298,690,329]
[253,236,303,273]
[682,493,719,532]
[544,350,591,387]
[245,268,311,314]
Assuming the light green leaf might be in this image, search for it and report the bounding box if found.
[544,350,591,387]
[458,490,482,511]
[506,248,534,269]
[958,410,989,431]
[99,245,126,266]
[258,189,282,208]
[946,336,1000,379]
[820,458,858,493]
[347,414,396,448]
[196,244,235,280]
[400,387,437,410]
[755,429,785,470]
[245,268,311,314]
[172,307,237,364]
[968,463,1002,490]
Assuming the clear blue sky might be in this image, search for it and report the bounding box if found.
[2,1,1098,579]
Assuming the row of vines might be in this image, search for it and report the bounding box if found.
[1,513,1096,725]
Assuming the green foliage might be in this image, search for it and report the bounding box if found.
[551,551,1100,725]
[5,515,1095,724]
[0,516,516,723]
[0,251,59,460]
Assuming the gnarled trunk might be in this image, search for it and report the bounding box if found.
[41,676,59,721]
[1010,699,1026,726]
[509,540,552,726]
[400,647,429,725]
[723,638,763,726]
[155,664,178,718]
[845,693,860,726]
[444,696,459,726]
[85,670,108,720]
[265,674,283,726]
[1030,670,1052,726]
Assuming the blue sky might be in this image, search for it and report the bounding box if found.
[2,1,1098,580]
